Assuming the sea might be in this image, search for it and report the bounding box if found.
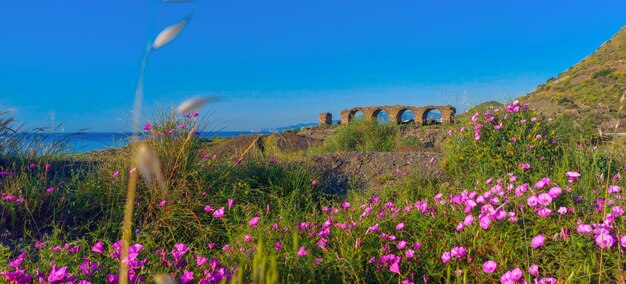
[34,131,272,153]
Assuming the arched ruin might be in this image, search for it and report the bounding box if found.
[319,105,455,126]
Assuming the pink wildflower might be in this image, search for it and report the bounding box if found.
[596,232,614,248]
[297,246,308,257]
[529,264,539,276]
[531,234,545,248]
[213,207,225,218]
[441,252,451,263]
[249,216,260,227]
[395,222,405,231]
[482,260,497,273]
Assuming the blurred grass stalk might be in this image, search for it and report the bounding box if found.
[119,41,150,284]
[119,14,191,283]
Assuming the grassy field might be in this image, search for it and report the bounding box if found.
[1,99,626,284]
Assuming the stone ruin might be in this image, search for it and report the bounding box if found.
[319,105,456,126]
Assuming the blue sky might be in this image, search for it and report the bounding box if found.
[0,1,624,131]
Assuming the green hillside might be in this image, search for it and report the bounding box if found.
[523,26,626,125]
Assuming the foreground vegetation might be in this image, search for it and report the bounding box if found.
[1,99,626,283]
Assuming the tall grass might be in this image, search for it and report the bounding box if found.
[0,111,73,162]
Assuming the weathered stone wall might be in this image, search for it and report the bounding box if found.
[338,105,456,126]
[319,112,332,125]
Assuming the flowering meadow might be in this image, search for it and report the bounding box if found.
[1,100,626,283]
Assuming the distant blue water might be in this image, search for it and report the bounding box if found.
[35,131,270,153]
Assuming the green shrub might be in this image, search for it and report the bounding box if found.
[592,68,613,79]
[442,101,568,186]
[321,119,399,152]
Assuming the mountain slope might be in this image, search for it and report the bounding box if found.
[523,26,626,120]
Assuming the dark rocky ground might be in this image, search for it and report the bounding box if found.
[308,151,442,195]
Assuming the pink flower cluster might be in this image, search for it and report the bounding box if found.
[1,241,233,284]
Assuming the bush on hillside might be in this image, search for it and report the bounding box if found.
[442,100,567,185]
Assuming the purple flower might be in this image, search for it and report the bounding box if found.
[450,246,467,259]
[249,216,260,227]
[548,187,562,199]
[531,234,545,248]
[483,260,497,273]
[110,240,122,259]
[341,202,350,210]
[143,122,151,131]
[565,171,581,179]
[106,274,119,284]
[537,193,553,206]
[405,249,415,259]
[69,245,80,254]
[534,178,550,189]
[397,240,407,250]
[500,267,523,284]
[441,251,451,263]
[196,255,208,267]
[180,270,194,284]
[479,216,491,230]
[297,246,308,257]
[536,207,551,217]
[389,261,401,274]
[79,259,99,276]
[395,222,405,231]
[527,195,538,207]
[537,278,557,284]
[8,252,26,268]
[595,232,615,248]
[366,223,380,234]
[213,207,225,218]
[172,243,190,261]
[414,242,422,250]
[47,265,68,282]
[529,264,539,276]
[1,270,34,283]
[577,224,592,234]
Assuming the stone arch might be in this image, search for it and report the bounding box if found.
[421,108,442,125]
[387,106,418,125]
[340,104,456,126]
[439,106,456,124]
[340,108,365,125]
[397,108,416,124]
[371,108,390,124]
[319,112,332,125]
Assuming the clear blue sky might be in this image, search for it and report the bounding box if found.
[0,1,624,131]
